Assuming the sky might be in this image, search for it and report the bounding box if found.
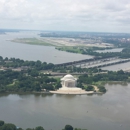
[0,0,130,33]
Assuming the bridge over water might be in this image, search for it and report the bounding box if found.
[78,58,130,68]
[55,57,130,69]
[55,57,118,66]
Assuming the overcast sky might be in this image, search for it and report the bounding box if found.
[0,0,130,32]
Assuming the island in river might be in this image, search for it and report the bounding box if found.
[2,31,130,93]
[1,55,130,94]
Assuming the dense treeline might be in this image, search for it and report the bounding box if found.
[56,46,121,58]
[0,56,61,92]
[0,120,87,130]
[1,68,129,93]
[0,55,102,93]
[120,48,130,58]
[0,55,101,74]
[0,56,54,70]
[85,47,130,59]
[52,65,101,74]
[0,69,61,92]
[1,55,91,74]
[78,70,129,84]
[56,46,130,59]
[0,55,130,93]
[78,70,130,92]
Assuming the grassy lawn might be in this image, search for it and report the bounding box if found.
[56,46,85,54]
[12,38,54,46]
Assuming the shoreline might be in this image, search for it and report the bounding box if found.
[0,90,103,95]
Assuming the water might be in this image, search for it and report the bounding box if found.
[0,83,130,130]
[96,48,123,53]
[0,32,92,64]
[0,31,130,130]
[102,61,130,71]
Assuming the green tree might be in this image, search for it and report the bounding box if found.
[86,85,93,91]
[0,56,3,60]
[65,125,73,130]
[35,126,44,130]
[0,120,4,126]
[17,128,23,130]
[1,123,16,130]
[77,83,84,89]
[55,81,62,89]
[26,128,34,130]
[117,70,124,75]
[98,85,106,93]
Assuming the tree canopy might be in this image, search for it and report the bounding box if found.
[65,125,73,130]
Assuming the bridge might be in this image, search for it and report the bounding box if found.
[55,57,118,67]
[76,58,130,68]
[55,57,130,69]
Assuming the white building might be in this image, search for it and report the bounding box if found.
[61,74,77,88]
[50,74,93,94]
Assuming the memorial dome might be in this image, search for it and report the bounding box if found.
[61,74,76,80]
[50,74,88,94]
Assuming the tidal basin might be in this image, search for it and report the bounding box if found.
[0,83,130,130]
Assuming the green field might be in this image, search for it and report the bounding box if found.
[55,46,102,54]
[56,46,84,53]
[12,38,117,57]
[12,38,54,46]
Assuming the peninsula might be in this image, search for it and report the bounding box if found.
[0,55,130,94]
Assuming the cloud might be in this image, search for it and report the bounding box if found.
[0,0,130,32]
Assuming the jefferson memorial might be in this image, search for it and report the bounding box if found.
[50,74,92,94]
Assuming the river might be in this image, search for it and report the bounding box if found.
[96,48,123,53]
[0,83,130,130]
[0,31,92,64]
[0,31,130,130]
[102,61,130,71]
[0,31,129,70]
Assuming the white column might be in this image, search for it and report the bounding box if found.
[64,81,66,87]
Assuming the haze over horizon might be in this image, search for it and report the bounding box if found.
[0,0,130,33]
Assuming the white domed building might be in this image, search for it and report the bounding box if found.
[61,74,77,88]
[50,74,92,94]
